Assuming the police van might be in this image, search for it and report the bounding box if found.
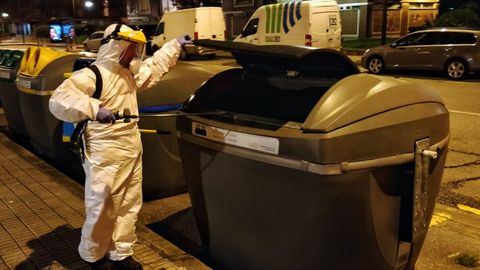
[234,0,341,50]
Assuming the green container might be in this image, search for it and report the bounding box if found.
[0,49,28,138]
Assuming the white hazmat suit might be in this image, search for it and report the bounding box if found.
[49,24,181,263]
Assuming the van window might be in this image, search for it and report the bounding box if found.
[449,32,477,44]
[415,32,450,45]
[243,18,259,37]
[396,33,426,46]
[155,22,164,36]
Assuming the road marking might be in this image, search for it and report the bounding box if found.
[449,110,480,117]
[430,212,451,227]
[457,204,480,216]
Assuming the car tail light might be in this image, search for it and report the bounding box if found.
[194,32,199,40]
[305,34,312,46]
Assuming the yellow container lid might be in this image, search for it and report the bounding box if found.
[18,46,74,77]
[18,47,38,76]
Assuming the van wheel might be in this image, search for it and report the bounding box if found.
[367,56,385,74]
[444,59,468,80]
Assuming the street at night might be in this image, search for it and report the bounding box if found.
[1,0,480,269]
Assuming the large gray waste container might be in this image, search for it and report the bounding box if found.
[176,40,449,270]
[0,49,28,138]
[67,58,231,200]
[16,47,80,160]
[137,62,232,200]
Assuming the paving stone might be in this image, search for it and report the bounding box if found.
[0,133,207,270]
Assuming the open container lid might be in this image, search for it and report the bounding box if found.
[194,39,359,77]
[188,40,445,133]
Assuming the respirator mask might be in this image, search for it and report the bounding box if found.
[119,42,145,75]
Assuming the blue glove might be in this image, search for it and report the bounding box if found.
[177,34,193,47]
[96,107,116,124]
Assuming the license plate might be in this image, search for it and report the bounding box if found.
[192,122,279,155]
[0,70,9,80]
[17,78,31,89]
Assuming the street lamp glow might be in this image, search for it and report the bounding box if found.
[85,1,94,8]
[1,13,9,18]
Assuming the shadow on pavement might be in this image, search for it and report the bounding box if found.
[147,207,230,270]
[15,225,88,270]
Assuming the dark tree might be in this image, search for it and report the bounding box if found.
[435,1,480,27]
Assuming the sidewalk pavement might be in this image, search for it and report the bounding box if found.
[0,115,209,269]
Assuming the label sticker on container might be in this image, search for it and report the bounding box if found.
[0,70,9,80]
[17,78,31,89]
[192,122,279,155]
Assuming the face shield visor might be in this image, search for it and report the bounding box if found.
[117,30,147,56]
[119,41,146,74]
[101,25,147,74]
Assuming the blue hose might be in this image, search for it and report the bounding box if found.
[139,104,183,113]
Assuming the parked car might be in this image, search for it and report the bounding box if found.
[82,31,104,52]
[362,28,480,80]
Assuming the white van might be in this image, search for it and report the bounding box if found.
[151,7,226,58]
[234,0,341,50]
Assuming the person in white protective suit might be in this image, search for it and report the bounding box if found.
[49,24,191,270]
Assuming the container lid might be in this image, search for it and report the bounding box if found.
[18,47,74,77]
[193,40,359,78]
[302,74,445,132]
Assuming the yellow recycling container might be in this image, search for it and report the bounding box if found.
[16,47,80,160]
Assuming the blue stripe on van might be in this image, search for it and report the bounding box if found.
[283,3,289,33]
[289,2,295,28]
[296,1,302,21]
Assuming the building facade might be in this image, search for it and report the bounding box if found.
[0,0,440,40]
[218,0,440,40]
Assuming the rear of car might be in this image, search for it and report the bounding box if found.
[362,28,480,80]
[82,31,104,52]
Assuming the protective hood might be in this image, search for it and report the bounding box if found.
[93,24,136,71]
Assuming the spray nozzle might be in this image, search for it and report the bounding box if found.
[113,108,139,123]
